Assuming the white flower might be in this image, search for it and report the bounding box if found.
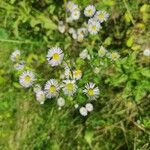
[79,49,89,59]
[71,10,80,20]
[84,5,96,17]
[85,103,93,112]
[36,90,45,104]
[77,28,88,37]
[74,104,79,109]
[66,1,75,12]
[57,97,65,107]
[98,46,107,57]
[77,34,84,42]
[58,21,65,33]
[47,47,64,67]
[19,71,35,88]
[14,61,25,70]
[72,32,78,39]
[94,10,109,23]
[83,82,100,100]
[88,21,101,35]
[10,50,21,62]
[44,79,60,99]
[64,67,72,79]
[68,28,76,34]
[66,16,73,23]
[93,67,100,74]
[109,52,120,61]
[62,80,77,96]
[143,48,150,56]
[73,69,82,80]
[33,84,42,93]
[79,107,88,116]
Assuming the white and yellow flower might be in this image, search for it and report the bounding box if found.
[94,10,109,23]
[62,80,77,96]
[71,10,80,20]
[36,90,46,104]
[47,47,64,67]
[84,5,96,17]
[98,46,107,57]
[44,79,60,98]
[73,69,82,80]
[88,21,101,35]
[109,52,120,61]
[19,71,35,88]
[66,1,75,12]
[79,107,88,116]
[10,50,21,62]
[83,82,100,100]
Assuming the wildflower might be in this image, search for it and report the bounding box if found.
[77,27,88,37]
[74,104,79,109]
[84,5,96,17]
[68,28,76,34]
[94,10,109,23]
[19,71,35,88]
[62,80,77,96]
[85,103,93,112]
[47,47,64,67]
[10,50,21,62]
[44,79,60,99]
[64,67,72,78]
[143,48,150,56]
[77,34,84,42]
[79,107,88,116]
[33,84,42,93]
[58,21,65,33]
[83,82,100,100]
[98,46,107,57]
[57,97,65,108]
[14,61,25,71]
[71,10,80,20]
[88,21,101,35]
[72,32,78,39]
[93,67,100,74]
[79,49,89,59]
[110,52,120,61]
[36,90,46,104]
[66,1,75,12]
[73,69,82,80]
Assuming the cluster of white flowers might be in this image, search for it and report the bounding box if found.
[79,103,94,116]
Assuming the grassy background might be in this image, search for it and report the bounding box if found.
[0,0,150,150]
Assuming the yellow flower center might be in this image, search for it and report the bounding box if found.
[88,9,92,14]
[16,54,20,60]
[66,83,74,91]
[92,25,97,31]
[52,53,60,60]
[74,70,81,77]
[25,75,31,82]
[98,13,104,20]
[88,89,94,96]
[49,85,56,93]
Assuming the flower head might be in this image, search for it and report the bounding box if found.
[84,5,96,17]
[47,47,64,67]
[44,79,60,99]
[14,61,25,71]
[10,50,21,62]
[143,48,150,56]
[73,69,82,80]
[71,10,80,20]
[94,10,109,23]
[19,71,35,88]
[79,107,88,116]
[109,52,120,61]
[57,97,65,107]
[88,21,101,35]
[36,90,46,104]
[85,103,93,112]
[83,82,100,100]
[58,21,65,33]
[62,80,77,96]
[98,46,107,57]
[33,84,42,93]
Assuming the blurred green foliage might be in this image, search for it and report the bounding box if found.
[0,0,150,150]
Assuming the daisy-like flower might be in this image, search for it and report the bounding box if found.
[66,1,75,12]
[71,10,80,20]
[143,48,150,56]
[79,107,88,116]
[14,61,25,71]
[57,97,65,108]
[33,84,42,93]
[77,27,88,37]
[85,103,93,112]
[10,50,21,62]
[47,47,64,67]
[19,71,35,88]
[84,5,96,17]
[83,82,100,100]
[68,28,76,34]
[72,32,78,39]
[73,69,82,80]
[36,90,46,104]
[88,21,101,35]
[62,80,77,96]
[44,79,60,99]
[94,10,109,23]
[58,21,65,33]
[109,52,120,61]
[98,46,107,57]
[77,34,84,42]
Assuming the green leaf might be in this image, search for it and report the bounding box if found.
[141,68,150,78]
